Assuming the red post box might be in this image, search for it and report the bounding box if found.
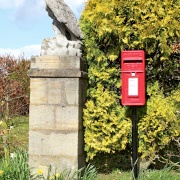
[121,50,145,106]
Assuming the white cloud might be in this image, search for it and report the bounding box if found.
[0,0,45,9]
[0,45,41,59]
[12,0,46,23]
[0,0,86,24]
[65,0,86,7]
[0,0,46,27]
[64,0,87,18]
[0,0,25,9]
[0,0,85,18]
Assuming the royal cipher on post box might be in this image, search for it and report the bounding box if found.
[121,50,145,106]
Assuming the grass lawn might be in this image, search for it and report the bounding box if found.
[0,116,29,157]
[0,116,179,180]
[9,116,29,150]
[97,170,131,180]
[96,169,180,180]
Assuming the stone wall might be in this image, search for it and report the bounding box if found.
[28,55,87,175]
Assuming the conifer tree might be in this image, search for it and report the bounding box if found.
[80,0,180,161]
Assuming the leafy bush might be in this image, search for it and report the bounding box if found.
[80,0,180,162]
[0,55,30,117]
[138,82,180,160]
[83,84,131,160]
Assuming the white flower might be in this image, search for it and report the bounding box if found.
[10,153,16,159]
[9,126,14,130]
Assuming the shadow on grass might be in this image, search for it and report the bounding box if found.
[89,151,132,174]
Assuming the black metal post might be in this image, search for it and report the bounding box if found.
[132,106,138,179]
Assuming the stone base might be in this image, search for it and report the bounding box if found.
[28,55,87,176]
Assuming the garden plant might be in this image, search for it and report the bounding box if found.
[80,0,180,167]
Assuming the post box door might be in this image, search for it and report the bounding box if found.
[121,50,145,106]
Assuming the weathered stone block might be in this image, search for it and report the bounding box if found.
[29,130,79,157]
[29,154,83,177]
[65,79,79,105]
[29,105,55,129]
[29,55,87,175]
[30,78,48,104]
[31,56,86,71]
[55,106,82,128]
[47,79,62,105]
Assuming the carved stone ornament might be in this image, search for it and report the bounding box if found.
[41,0,84,57]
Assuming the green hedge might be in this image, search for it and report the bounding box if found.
[80,0,180,161]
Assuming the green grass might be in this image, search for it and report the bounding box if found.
[0,154,179,180]
[0,150,30,180]
[0,116,180,179]
[97,170,131,180]
[0,116,29,158]
[96,168,180,180]
[9,115,29,150]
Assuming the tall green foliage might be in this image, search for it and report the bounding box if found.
[80,0,180,161]
[138,82,179,159]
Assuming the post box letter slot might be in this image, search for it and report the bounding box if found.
[124,60,142,63]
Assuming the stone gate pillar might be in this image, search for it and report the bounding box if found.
[28,55,87,174]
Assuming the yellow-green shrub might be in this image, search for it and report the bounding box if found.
[84,84,131,160]
[83,82,180,161]
[138,82,180,159]
[80,0,180,161]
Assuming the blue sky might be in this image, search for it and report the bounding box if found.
[0,0,86,59]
